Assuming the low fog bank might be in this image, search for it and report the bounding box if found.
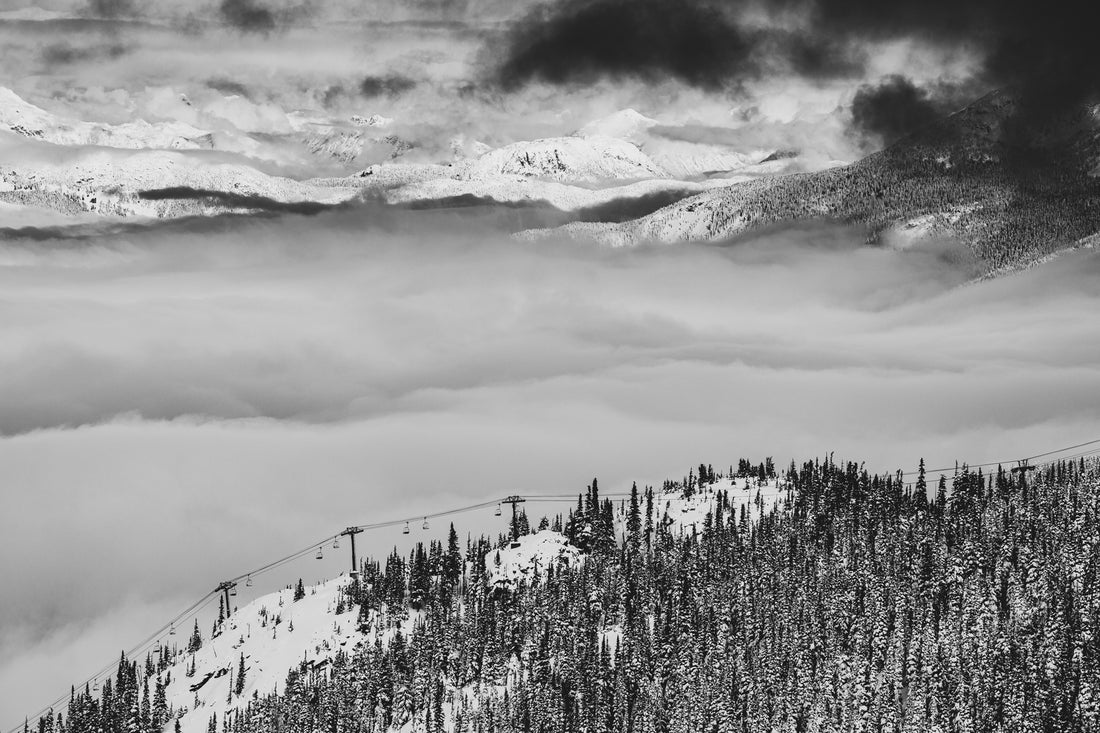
[2,209,1100,724]
[3,208,1096,438]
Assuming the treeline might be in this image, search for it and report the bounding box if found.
[36,456,1100,733]
[682,91,1100,271]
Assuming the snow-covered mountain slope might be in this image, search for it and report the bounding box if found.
[644,139,781,179]
[575,109,659,143]
[165,578,362,733]
[518,175,805,246]
[0,133,361,217]
[462,135,667,184]
[0,88,213,152]
[649,475,789,534]
[300,115,413,167]
[485,530,582,592]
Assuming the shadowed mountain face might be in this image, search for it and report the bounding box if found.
[568,90,1100,270]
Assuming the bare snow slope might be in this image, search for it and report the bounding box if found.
[164,577,362,733]
[575,109,659,143]
[144,480,785,733]
[649,475,789,534]
[0,87,213,151]
[485,530,583,592]
[0,132,361,217]
[463,135,667,184]
[519,177,786,246]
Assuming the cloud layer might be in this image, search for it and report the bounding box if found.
[3,209,1100,723]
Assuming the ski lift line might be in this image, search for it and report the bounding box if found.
[6,591,220,733]
[0,485,797,733]
[221,498,505,587]
[897,437,1100,478]
[14,441,1093,733]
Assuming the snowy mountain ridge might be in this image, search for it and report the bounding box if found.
[164,577,362,733]
[103,476,785,733]
[0,88,213,152]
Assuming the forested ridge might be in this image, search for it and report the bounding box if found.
[40,456,1100,733]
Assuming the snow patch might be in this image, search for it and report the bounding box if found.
[575,109,659,143]
[164,577,362,733]
[466,136,666,185]
[484,530,582,592]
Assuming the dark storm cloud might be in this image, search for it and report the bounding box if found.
[219,0,276,34]
[811,0,1099,118]
[494,0,762,90]
[850,75,954,146]
[496,0,1100,130]
[763,30,865,80]
[358,75,418,99]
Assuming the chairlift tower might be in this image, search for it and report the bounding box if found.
[501,495,526,541]
[216,581,237,615]
[340,526,364,576]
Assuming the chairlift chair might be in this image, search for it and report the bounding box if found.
[403,521,410,534]
[333,536,340,549]
[495,503,502,516]
[315,546,324,560]
[246,575,253,587]
[169,623,176,636]
[1011,460,1036,474]
[422,517,429,530]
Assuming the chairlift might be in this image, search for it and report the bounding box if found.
[169,623,176,636]
[495,503,502,517]
[315,546,324,560]
[1011,460,1036,474]
[422,517,429,530]
[246,575,253,587]
[92,680,100,693]
[403,521,410,535]
[230,586,237,597]
[333,536,340,549]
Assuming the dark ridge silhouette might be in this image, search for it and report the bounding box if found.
[138,187,333,215]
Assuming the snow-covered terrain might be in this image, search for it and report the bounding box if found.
[0,91,823,229]
[484,530,583,592]
[0,88,213,152]
[164,577,362,733]
[575,109,659,143]
[650,475,789,533]
[518,177,787,246]
[0,132,361,217]
[460,135,668,184]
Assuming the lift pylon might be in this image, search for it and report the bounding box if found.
[216,581,237,615]
[340,526,364,576]
[501,495,526,541]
